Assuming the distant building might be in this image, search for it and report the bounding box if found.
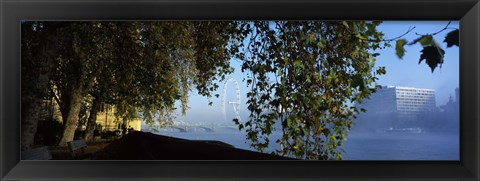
[39,95,141,132]
[439,87,459,114]
[357,86,436,124]
[94,107,142,132]
[455,87,459,103]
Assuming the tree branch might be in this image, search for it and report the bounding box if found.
[381,26,416,42]
[415,21,454,36]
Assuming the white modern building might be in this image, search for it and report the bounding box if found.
[358,86,436,123]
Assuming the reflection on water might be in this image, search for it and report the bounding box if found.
[154,130,459,160]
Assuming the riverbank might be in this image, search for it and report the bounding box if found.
[91,131,292,160]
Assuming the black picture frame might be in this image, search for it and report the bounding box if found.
[1,0,479,180]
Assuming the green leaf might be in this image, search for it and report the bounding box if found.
[277,70,283,76]
[342,21,349,28]
[376,66,386,75]
[444,29,459,47]
[419,45,445,73]
[418,35,434,46]
[293,60,302,67]
[408,35,433,46]
[317,39,326,49]
[351,74,364,89]
[286,118,293,127]
[355,33,366,40]
[395,39,407,59]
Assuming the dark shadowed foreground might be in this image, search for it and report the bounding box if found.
[92,132,292,160]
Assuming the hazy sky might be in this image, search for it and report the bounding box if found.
[171,21,460,124]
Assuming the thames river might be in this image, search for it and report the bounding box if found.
[154,130,459,160]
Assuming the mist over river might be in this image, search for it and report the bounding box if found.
[154,130,459,160]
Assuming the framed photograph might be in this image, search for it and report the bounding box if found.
[1,0,479,180]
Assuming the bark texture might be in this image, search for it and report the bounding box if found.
[21,96,43,150]
[84,97,101,141]
[58,86,84,146]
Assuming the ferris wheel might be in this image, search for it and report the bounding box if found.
[221,77,241,123]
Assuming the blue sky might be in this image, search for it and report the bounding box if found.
[376,21,459,104]
[172,21,460,124]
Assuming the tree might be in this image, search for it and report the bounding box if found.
[21,22,70,150]
[22,21,246,146]
[235,21,386,159]
[82,22,120,141]
[52,22,118,146]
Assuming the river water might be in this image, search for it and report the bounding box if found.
[155,130,459,160]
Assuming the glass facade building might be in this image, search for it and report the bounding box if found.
[358,86,436,123]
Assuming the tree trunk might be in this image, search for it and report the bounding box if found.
[59,92,71,127]
[84,97,101,142]
[121,117,128,137]
[58,87,84,146]
[21,95,43,151]
[21,30,58,151]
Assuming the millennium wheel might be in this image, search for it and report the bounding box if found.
[221,77,241,123]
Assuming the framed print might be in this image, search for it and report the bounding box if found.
[1,0,479,180]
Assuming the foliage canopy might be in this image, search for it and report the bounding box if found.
[234,21,386,159]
